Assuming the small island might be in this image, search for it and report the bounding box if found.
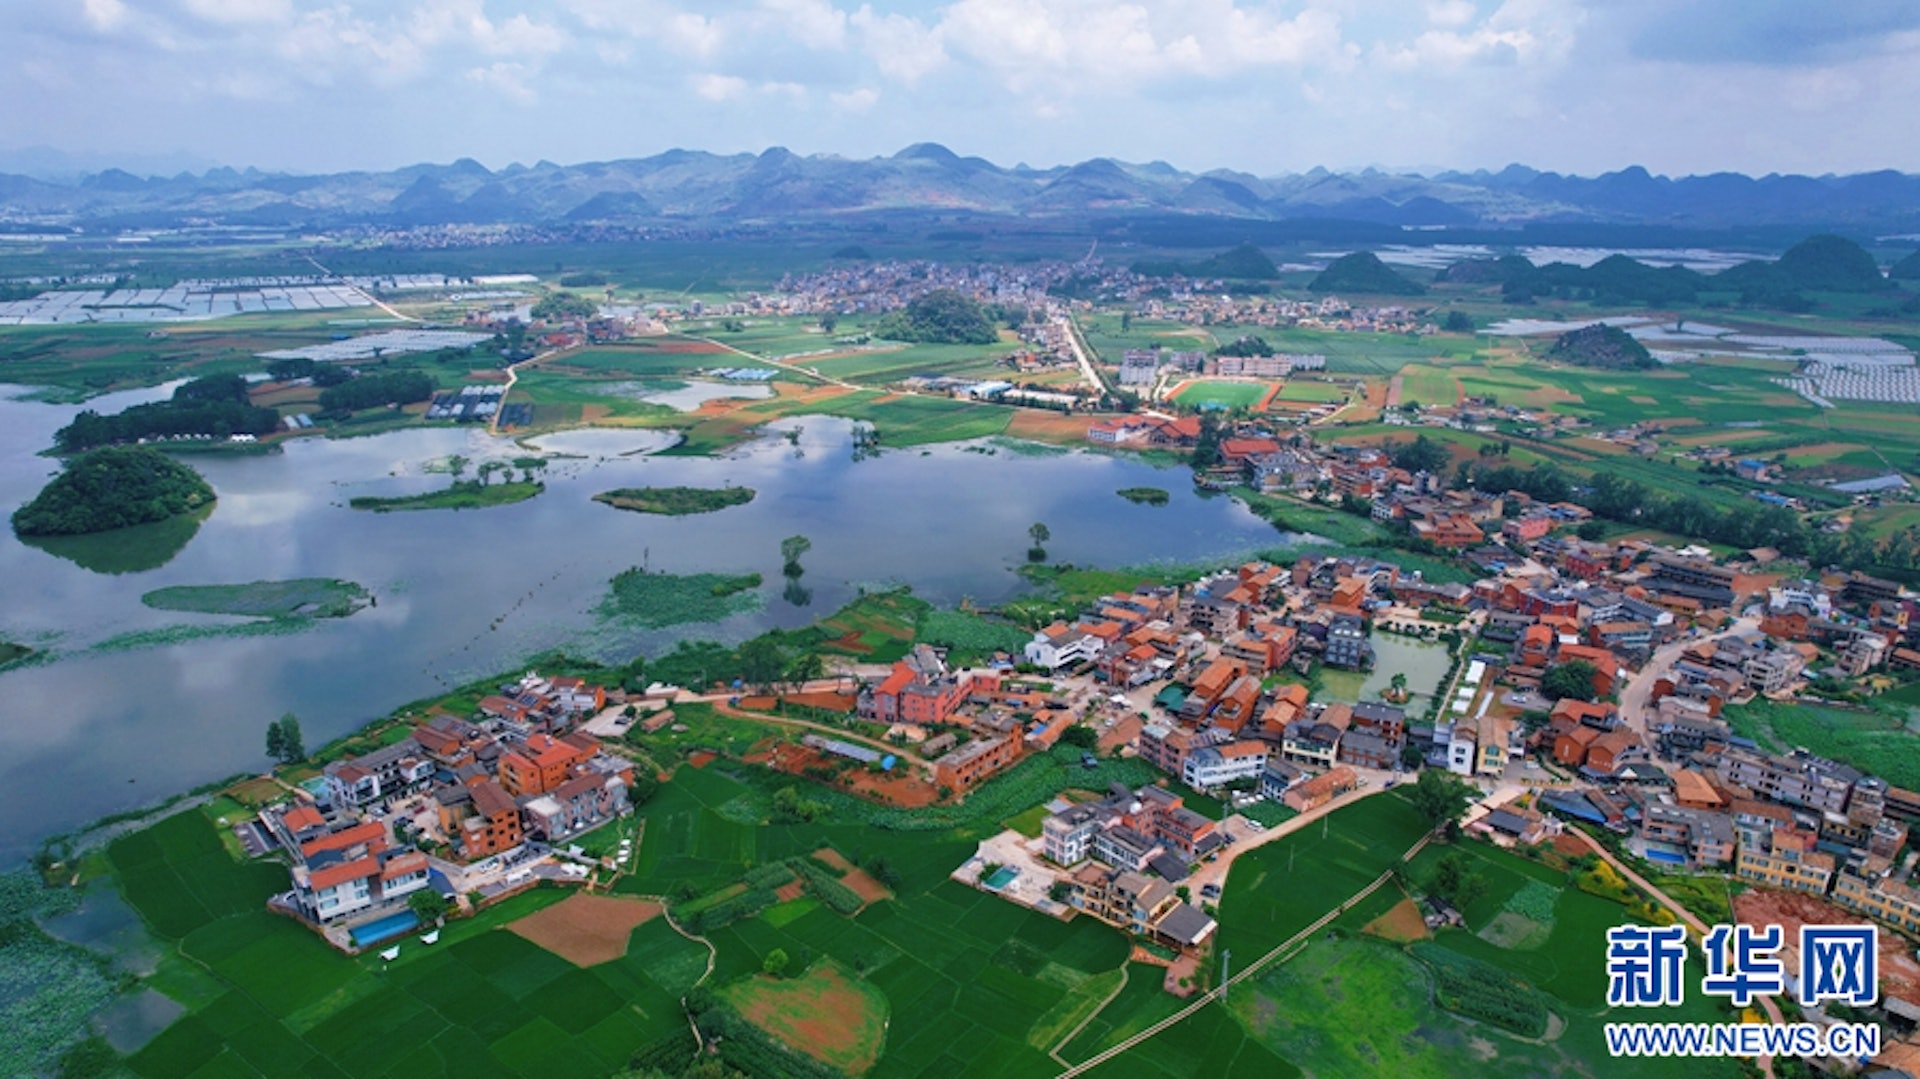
[0,641,33,667]
[142,579,373,620]
[601,568,764,628]
[592,485,757,516]
[10,446,216,537]
[350,480,543,513]
[1117,486,1171,506]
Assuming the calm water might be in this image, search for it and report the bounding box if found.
[0,388,1288,860]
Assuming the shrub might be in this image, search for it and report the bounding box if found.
[1412,943,1549,1037]
[792,859,864,914]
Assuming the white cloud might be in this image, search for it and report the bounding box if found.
[851,6,947,83]
[468,60,537,103]
[478,12,569,56]
[830,85,878,111]
[182,0,292,25]
[81,0,129,32]
[692,72,749,100]
[665,12,724,57]
[1426,0,1476,28]
[761,0,847,49]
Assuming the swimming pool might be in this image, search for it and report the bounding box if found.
[348,910,419,948]
[1643,847,1688,866]
[983,866,1019,891]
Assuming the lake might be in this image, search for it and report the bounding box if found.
[0,388,1292,860]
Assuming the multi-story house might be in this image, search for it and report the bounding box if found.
[933,735,1019,791]
[1643,804,1736,868]
[1182,741,1270,790]
[1735,826,1835,896]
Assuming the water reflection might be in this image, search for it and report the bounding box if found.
[0,393,1294,861]
[18,505,212,575]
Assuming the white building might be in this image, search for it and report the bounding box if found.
[1024,623,1104,670]
[1182,741,1270,790]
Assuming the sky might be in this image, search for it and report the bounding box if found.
[6,0,1920,178]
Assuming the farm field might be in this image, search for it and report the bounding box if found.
[104,810,712,1079]
[1723,697,1920,790]
[1075,314,1219,364]
[723,961,889,1073]
[0,315,394,400]
[602,762,1142,1077]
[1272,379,1351,404]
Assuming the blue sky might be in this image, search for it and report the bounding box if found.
[7,0,1919,176]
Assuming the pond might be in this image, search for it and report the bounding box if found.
[1316,633,1454,712]
[0,388,1298,860]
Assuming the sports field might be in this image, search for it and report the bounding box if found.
[1170,379,1273,410]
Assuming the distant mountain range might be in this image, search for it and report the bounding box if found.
[6,144,1920,233]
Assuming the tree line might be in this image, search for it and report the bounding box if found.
[55,373,280,452]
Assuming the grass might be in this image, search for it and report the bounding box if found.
[99,811,705,1079]
[1171,379,1273,410]
[140,578,371,620]
[721,960,890,1074]
[0,640,34,666]
[599,568,765,630]
[590,485,755,516]
[600,761,1140,1077]
[348,480,543,513]
[914,608,1032,665]
[1003,805,1052,839]
[1117,486,1172,506]
[1723,696,1920,789]
[1212,793,1432,960]
[1274,380,1351,404]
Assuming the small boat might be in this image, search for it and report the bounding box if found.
[379,945,401,962]
[419,930,440,945]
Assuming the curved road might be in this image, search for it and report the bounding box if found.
[1617,616,1759,735]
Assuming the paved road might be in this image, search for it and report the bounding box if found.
[1616,616,1758,735]
[1056,832,1432,1078]
[1567,826,1782,1078]
[1059,315,1107,395]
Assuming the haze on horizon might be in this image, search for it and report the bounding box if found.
[7,0,1920,180]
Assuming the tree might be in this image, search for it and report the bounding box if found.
[408,889,449,925]
[820,315,838,333]
[1400,743,1425,770]
[1541,660,1601,702]
[1443,310,1474,333]
[1410,768,1475,831]
[785,650,827,692]
[1427,851,1484,908]
[446,454,469,481]
[266,713,305,765]
[738,637,786,693]
[780,534,812,577]
[1576,520,1607,542]
[1388,434,1451,475]
[1027,521,1050,563]
[762,948,790,976]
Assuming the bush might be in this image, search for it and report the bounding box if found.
[792,859,864,914]
[1412,943,1550,1037]
[683,887,778,933]
[744,863,796,890]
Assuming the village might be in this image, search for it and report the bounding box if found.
[236,423,1920,1020]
